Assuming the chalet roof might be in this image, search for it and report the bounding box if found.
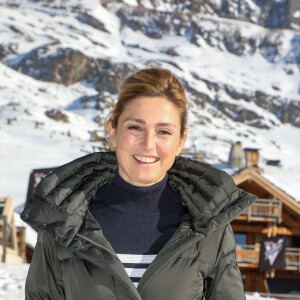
[232,167,300,215]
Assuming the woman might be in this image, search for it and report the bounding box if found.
[21,68,255,299]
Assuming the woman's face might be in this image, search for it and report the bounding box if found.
[108,96,187,187]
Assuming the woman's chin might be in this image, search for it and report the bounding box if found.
[128,174,164,187]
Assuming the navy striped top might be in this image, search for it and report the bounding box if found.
[90,172,183,286]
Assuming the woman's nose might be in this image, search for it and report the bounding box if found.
[143,131,155,151]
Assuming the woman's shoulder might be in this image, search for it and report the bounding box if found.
[171,155,235,187]
[34,152,117,199]
[20,152,118,242]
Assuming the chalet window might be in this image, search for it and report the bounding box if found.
[234,233,247,245]
[0,202,4,214]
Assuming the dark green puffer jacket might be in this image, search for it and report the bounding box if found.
[21,152,256,300]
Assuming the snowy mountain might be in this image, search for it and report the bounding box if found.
[0,0,299,207]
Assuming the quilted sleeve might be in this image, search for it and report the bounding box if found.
[205,225,246,300]
[25,232,65,300]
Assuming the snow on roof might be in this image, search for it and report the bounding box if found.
[213,162,238,177]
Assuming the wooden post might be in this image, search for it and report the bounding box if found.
[11,213,18,252]
[263,223,272,292]
[248,205,252,222]
[0,216,7,262]
[0,196,24,263]
[17,227,26,259]
[267,223,272,238]
[270,223,277,278]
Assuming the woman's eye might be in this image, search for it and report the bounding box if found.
[159,130,171,135]
[128,125,142,131]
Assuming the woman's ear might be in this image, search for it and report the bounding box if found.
[176,131,187,156]
[108,121,117,149]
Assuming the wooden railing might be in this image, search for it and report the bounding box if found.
[236,244,300,271]
[0,215,7,262]
[240,198,282,223]
[0,197,24,263]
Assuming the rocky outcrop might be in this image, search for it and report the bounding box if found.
[76,13,110,33]
[116,6,180,39]
[114,3,299,67]
[197,79,300,128]
[80,93,115,112]
[1,0,299,130]
[112,0,300,30]
[10,45,109,85]
[45,109,69,122]
[287,100,300,127]
[216,100,269,129]
[0,43,17,61]
[94,63,138,94]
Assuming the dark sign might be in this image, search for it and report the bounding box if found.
[259,236,287,272]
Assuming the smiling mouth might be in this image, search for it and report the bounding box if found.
[133,155,159,163]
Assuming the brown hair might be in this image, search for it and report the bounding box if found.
[108,68,188,138]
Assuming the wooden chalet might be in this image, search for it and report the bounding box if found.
[227,145,300,295]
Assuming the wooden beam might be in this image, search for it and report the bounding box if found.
[17,227,26,259]
[238,263,258,268]
[0,216,7,262]
[11,213,18,251]
[231,223,265,233]
[231,223,300,236]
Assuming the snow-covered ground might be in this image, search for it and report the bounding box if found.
[0,263,278,300]
[0,264,29,300]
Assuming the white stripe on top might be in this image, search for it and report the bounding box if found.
[117,254,156,264]
[125,268,147,277]
[117,254,156,287]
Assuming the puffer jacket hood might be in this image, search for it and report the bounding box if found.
[21,152,254,244]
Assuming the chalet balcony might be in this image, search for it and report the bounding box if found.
[236,244,300,271]
[237,198,282,223]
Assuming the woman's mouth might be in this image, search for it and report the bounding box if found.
[132,155,159,163]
